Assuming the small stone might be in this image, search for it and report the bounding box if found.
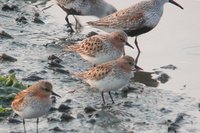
[0,53,17,62]
[49,107,57,112]
[160,108,172,114]
[77,113,84,119]
[51,96,57,103]
[87,119,96,124]
[157,73,170,83]
[2,4,18,11]
[49,126,64,132]
[22,75,43,81]
[84,106,96,113]
[65,99,72,103]
[86,31,98,38]
[47,117,60,122]
[33,17,44,24]
[16,16,28,24]
[0,31,13,39]
[7,117,21,124]
[60,113,74,122]
[160,64,177,70]
[58,104,71,113]
[8,69,23,73]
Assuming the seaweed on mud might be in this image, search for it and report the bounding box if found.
[0,74,28,121]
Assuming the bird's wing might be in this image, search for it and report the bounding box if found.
[87,3,146,31]
[11,87,34,111]
[64,35,104,57]
[75,62,113,80]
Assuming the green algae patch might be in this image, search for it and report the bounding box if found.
[0,74,28,121]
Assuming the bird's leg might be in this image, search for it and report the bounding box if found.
[108,91,115,104]
[101,91,106,104]
[135,51,140,65]
[36,118,39,133]
[134,36,141,53]
[23,119,26,133]
[73,15,82,31]
[65,15,74,33]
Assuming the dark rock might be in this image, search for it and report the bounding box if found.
[51,68,70,74]
[0,31,13,39]
[47,117,60,122]
[86,31,98,38]
[51,96,57,104]
[49,107,57,112]
[2,4,18,11]
[84,106,96,113]
[77,113,84,119]
[60,113,74,122]
[58,104,71,113]
[7,117,21,124]
[87,119,96,124]
[123,101,141,108]
[22,75,43,81]
[160,64,177,70]
[48,55,63,63]
[48,61,64,68]
[8,69,23,73]
[64,99,72,103]
[34,12,40,17]
[157,73,170,83]
[49,126,64,132]
[0,53,17,62]
[33,17,44,24]
[16,16,28,24]
[168,123,179,133]
[160,108,172,114]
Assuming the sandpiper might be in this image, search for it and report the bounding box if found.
[87,0,183,53]
[11,80,60,133]
[56,0,117,32]
[75,56,142,104]
[64,31,134,66]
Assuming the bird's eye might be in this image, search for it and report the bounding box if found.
[44,88,50,92]
[129,62,133,65]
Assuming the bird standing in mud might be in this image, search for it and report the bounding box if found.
[88,0,184,53]
[56,0,117,32]
[75,56,142,104]
[64,31,134,66]
[11,80,60,133]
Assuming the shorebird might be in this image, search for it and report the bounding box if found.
[87,0,184,53]
[56,0,117,32]
[11,80,60,133]
[75,56,142,104]
[64,31,134,66]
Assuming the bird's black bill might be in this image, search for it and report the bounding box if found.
[133,65,143,71]
[169,0,184,9]
[125,42,134,49]
[51,91,61,97]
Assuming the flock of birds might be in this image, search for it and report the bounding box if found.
[11,0,183,132]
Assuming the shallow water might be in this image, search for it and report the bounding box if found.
[0,0,200,132]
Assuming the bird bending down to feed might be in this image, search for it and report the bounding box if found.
[87,0,183,53]
[11,80,61,133]
[75,56,142,104]
[64,31,134,66]
[56,0,117,32]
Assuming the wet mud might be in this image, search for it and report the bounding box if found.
[0,0,200,133]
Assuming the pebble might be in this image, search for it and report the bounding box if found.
[0,53,17,62]
[60,113,74,122]
[58,104,71,113]
[84,106,96,113]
